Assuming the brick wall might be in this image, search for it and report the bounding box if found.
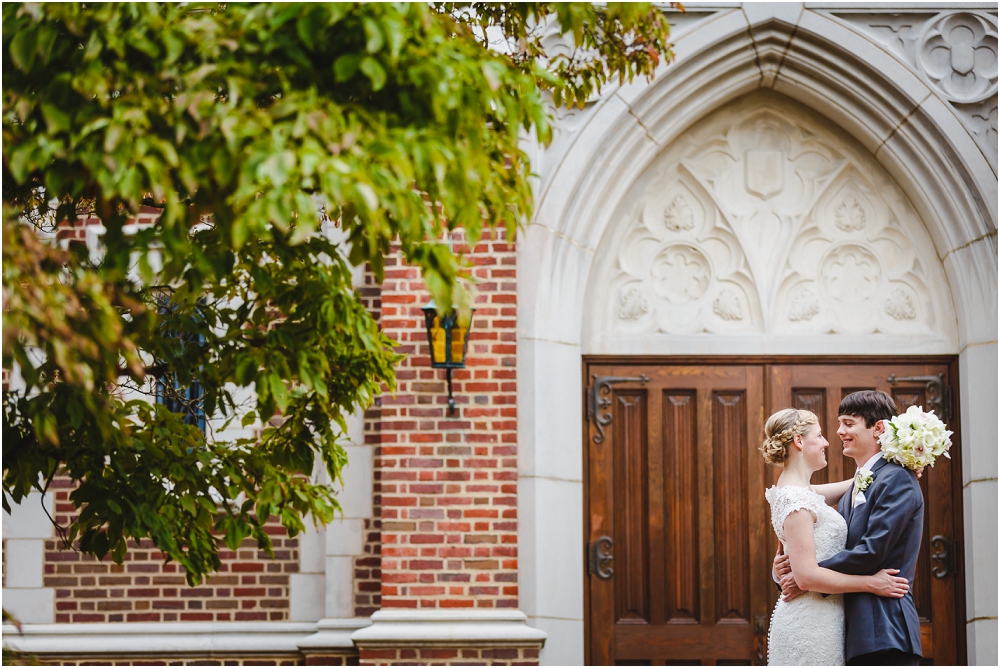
[353,268,384,618]
[360,647,537,666]
[371,230,519,610]
[45,477,297,623]
[41,657,308,666]
[352,460,383,618]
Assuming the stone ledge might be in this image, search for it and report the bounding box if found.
[350,609,547,649]
[298,617,371,657]
[1,619,365,657]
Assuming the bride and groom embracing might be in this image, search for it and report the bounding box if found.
[763,390,924,666]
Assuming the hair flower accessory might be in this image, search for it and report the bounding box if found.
[855,467,874,492]
[879,404,953,471]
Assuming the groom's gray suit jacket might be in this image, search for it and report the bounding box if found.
[818,457,924,662]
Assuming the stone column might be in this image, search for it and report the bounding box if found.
[2,491,55,624]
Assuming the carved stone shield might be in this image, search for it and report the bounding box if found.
[745,150,784,199]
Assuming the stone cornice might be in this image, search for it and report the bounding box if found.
[350,609,547,649]
[1,619,369,658]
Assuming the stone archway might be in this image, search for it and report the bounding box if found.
[584,91,958,354]
[517,7,997,665]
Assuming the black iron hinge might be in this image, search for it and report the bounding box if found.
[587,373,650,443]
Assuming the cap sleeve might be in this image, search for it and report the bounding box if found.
[765,485,820,543]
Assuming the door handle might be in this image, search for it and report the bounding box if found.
[930,535,955,578]
[589,536,614,580]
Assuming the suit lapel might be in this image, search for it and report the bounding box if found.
[869,456,889,476]
[848,456,889,533]
[841,483,853,524]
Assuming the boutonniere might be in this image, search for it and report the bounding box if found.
[855,467,874,492]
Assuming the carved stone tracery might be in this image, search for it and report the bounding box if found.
[835,9,999,166]
[916,12,998,104]
[594,94,956,345]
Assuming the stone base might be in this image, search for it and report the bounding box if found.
[1,620,366,666]
[350,610,546,666]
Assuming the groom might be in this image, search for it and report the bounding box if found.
[776,390,924,665]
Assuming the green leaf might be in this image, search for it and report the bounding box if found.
[9,28,38,72]
[363,17,384,53]
[359,56,386,91]
[41,104,71,134]
[334,54,361,82]
[231,217,249,249]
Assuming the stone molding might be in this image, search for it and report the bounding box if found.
[298,617,372,651]
[350,609,547,649]
[0,620,370,658]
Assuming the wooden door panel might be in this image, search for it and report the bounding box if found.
[587,364,767,665]
[712,391,750,624]
[587,359,963,665]
[662,391,699,624]
[615,624,753,662]
[614,391,650,624]
[791,388,828,485]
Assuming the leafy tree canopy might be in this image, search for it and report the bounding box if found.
[2,2,672,583]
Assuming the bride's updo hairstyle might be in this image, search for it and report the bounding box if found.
[760,408,818,465]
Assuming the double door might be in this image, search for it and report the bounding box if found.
[584,359,964,665]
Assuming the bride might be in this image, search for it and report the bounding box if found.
[761,408,909,666]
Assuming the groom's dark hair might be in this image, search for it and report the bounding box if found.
[839,390,897,428]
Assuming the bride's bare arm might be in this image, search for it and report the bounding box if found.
[782,509,909,597]
[810,479,853,506]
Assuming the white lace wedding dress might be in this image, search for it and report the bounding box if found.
[765,485,848,666]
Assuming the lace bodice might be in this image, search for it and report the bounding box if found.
[765,485,848,665]
[765,485,847,561]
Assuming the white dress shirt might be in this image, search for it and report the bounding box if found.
[851,452,883,507]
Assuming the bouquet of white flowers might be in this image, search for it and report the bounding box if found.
[879,404,953,471]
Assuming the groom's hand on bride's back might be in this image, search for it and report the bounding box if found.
[779,573,805,601]
[773,549,806,601]
[773,551,792,579]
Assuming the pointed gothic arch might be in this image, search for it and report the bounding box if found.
[518,9,997,665]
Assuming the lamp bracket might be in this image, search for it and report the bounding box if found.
[587,374,650,444]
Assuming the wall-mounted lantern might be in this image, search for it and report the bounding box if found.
[421,300,474,416]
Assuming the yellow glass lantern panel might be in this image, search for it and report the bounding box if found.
[450,325,467,362]
[430,315,447,364]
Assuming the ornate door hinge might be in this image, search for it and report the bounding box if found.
[588,536,614,580]
[587,373,650,444]
[887,373,949,422]
[930,535,955,578]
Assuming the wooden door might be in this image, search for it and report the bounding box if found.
[768,361,964,665]
[584,358,965,665]
[585,363,770,665]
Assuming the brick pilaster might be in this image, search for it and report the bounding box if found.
[372,230,519,610]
